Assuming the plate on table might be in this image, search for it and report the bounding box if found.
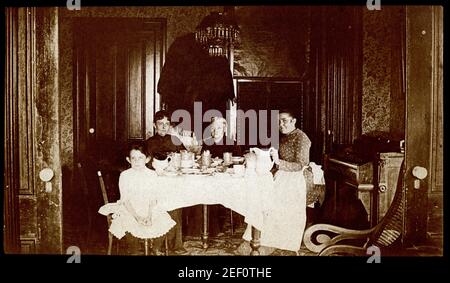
[181,168,211,175]
[181,168,200,174]
[163,171,179,177]
[225,168,234,174]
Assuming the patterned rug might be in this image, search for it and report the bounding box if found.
[84,226,315,256]
[63,222,442,256]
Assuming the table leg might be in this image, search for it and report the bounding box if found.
[202,204,209,249]
[250,226,261,255]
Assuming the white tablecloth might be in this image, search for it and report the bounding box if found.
[100,172,275,232]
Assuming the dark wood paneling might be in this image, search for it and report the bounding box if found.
[17,7,36,196]
[19,197,38,239]
[20,239,37,254]
[6,7,63,254]
[5,7,60,254]
[145,33,156,139]
[430,7,444,203]
[307,6,362,162]
[95,40,117,142]
[404,6,442,243]
[74,18,166,166]
[127,39,145,140]
[34,7,63,254]
[404,6,434,244]
[428,7,443,240]
[4,7,21,254]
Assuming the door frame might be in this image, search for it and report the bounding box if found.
[404,6,443,245]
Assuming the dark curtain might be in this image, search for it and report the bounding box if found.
[158,33,235,120]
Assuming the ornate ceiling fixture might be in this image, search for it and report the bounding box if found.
[195,11,240,57]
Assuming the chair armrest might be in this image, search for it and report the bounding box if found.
[319,244,368,256]
[303,223,376,254]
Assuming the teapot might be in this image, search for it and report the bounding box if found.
[152,154,172,172]
[250,147,275,175]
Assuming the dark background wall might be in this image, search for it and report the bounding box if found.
[60,6,408,167]
[233,6,310,78]
[362,7,405,138]
[59,6,221,168]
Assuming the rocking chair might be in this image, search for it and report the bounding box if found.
[303,160,405,256]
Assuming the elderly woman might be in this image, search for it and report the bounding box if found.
[240,109,317,254]
[183,117,242,238]
[202,117,241,157]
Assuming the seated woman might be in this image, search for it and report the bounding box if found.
[202,116,241,158]
[240,109,313,254]
[183,117,242,238]
[145,110,186,254]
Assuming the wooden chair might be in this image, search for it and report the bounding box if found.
[97,170,117,255]
[76,163,94,247]
[303,160,405,256]
[97,170,169,256]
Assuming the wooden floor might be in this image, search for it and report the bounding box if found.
[63,213,442,257]
[62,180,442,257]
[63,221,317,256]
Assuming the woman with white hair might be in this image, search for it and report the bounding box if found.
[202,117,241,158]
[183,116,242,238]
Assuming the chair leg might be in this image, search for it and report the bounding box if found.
[164,237,169,256]
[144,239,149,256]
[230,210,234,236]
[108,232,113,255]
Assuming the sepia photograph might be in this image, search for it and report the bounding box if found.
[3,2,443,264]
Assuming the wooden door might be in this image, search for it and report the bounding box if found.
[74,18,166,167]
[404,6,443,245]
[5,7,62,254]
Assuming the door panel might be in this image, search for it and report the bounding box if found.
[5,7,63,254]
[127,38,145,140]
[404,6,443,245]
[74,18,166,167]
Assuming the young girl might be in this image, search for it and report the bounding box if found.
[106,142,175,242]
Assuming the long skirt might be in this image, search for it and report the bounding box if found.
[243,169,307,252]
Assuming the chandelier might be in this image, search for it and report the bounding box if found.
[195,11,240,57]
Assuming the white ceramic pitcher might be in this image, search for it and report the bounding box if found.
[152,155,172,172]
[249,147,275,175]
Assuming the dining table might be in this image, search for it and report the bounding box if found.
[150,168,275,255]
